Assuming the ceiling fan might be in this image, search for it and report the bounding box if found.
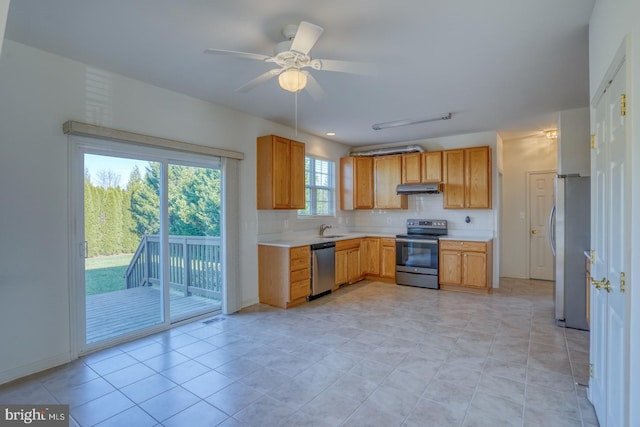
[204,21,371,97]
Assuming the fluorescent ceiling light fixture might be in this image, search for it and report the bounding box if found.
[372,113,452,131]
[279,68,307,92]
[326,132,336,136]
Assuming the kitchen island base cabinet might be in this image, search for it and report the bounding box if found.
[439,240,493,294]
[258,245,310,309]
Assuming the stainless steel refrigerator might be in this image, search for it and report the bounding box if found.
[549,175,590,330]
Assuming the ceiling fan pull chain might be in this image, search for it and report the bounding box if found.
[295,90,299,137]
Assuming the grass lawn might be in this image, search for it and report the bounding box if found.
[85,253,133,295]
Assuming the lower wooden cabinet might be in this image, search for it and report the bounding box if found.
[335,239,362,286]
[361,237,381,276]
[439,240,493,294]
[258,245,310,308]
[380,238,396,280]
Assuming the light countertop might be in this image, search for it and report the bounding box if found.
[259,232,492,247]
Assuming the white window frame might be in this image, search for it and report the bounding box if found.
[299,155,336,217]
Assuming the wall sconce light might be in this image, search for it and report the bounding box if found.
[545,130,558,139]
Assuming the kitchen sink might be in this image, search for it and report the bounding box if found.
[318,235,345,239]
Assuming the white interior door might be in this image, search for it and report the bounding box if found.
[528,171,555,280]
[590,54,629,427]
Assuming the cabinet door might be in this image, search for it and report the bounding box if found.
[272,136,292,209]
[374,155,407,209]
[401,153,422,184]
[381,243,396,279]
[439,250,462,285]
[443,150,465,209]
[362,238,380,276]
[354,157,374,208]
[335,250,348,285]
[290,140,306,209]
[421,151,442,183]
[347,248,361,282]
[462,251,487,288]
[465,146,491,209]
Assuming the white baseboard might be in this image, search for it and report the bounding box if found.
[0,352,73,386]
[241,298,260,309]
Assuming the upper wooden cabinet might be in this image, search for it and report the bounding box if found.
[421,151,443,183]
[340,156,374,210]
[257,135,305,210]
[401,153,422,184]
[374,155,407,209]
[402,152,442,184]
[443,146,491,209]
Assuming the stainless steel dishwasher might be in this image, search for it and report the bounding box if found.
[309,241,335,300]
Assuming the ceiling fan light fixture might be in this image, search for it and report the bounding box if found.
[278,68,307,92]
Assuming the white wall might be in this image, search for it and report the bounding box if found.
[0,40,348,384]
[589,0,640,423]
[501,136,558,278]
[558,107,591,176]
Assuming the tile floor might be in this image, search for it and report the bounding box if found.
[0,278,599,426]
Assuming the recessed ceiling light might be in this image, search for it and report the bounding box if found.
[326,132,336,136]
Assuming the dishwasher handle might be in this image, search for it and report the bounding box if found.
[311,241,336,250]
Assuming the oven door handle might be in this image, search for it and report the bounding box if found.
[395,238,438,244]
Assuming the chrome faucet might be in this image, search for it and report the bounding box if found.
[319,224,332,237]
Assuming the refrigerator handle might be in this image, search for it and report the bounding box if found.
[548,204,556,256]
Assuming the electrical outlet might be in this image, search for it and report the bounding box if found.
[284,219,289,229]
[386,217,392,225]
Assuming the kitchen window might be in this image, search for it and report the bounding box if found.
[299,156,335,216]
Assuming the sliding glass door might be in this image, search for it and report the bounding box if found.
[75,140,223,351]
[167,163,223,321]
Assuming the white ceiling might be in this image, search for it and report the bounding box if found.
[5,0,595,146]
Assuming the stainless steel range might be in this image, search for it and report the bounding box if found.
[396,219,447,289]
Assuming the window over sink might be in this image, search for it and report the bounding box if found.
[298,156,335,217]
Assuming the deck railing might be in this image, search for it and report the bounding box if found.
[124,235,222,300]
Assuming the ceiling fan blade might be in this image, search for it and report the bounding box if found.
[314,59,376,76]
[236,69,281,93]
[304,73,326,101]
[290,21,324,55]
[204,48,270,61]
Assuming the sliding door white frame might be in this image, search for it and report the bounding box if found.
[69,135,227,356]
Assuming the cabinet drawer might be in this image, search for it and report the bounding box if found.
[381,237,395,247]
[335,239,361,251]
[290,256,309,271]
[290,246,310,260]
[290,279,310,300]
[440,240,486,252]
[290,268,310,283]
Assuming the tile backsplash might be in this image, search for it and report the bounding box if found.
[257,193,495,240]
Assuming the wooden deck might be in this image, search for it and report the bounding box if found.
[86,286,221,344]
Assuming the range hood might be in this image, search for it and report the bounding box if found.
[396,183,441,194]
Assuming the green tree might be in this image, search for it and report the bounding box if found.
[129,163,221,237]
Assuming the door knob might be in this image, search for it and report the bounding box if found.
[531,229,538,235]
